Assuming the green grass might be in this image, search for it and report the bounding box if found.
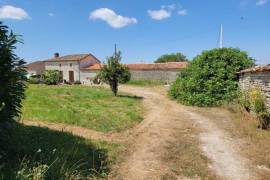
[0,124,121,179]
[21,85,143,132]
[126,80,165,87]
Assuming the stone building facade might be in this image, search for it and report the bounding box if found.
[238,65,270,110]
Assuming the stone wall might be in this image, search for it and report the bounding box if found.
[79,69,182,84]
[45,61,80,82]
[239,71,270,110]
[130,70,181,83]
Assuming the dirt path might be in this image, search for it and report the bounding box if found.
[23,86,257,179]
[113,86,256,180]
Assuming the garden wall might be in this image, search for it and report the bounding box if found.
[239,66,270,110]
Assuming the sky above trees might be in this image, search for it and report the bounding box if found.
[0,0,269,64]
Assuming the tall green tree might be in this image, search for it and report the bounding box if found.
[0,22,26,123]
[170,48,255,106]
[99,51,130,96]
[154,52,188,63]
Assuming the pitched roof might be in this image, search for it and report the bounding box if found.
[44,53,100,62]
[239,64,270,73]
[82,62,188,71]
[25,61,45,71]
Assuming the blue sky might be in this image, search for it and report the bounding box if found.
[0,0,269,64]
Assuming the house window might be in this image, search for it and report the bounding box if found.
[59,64,61,67]
[70,63,72,67]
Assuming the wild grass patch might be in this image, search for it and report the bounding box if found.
[126,80,165,87]
[0,124,121,179]
[21,85,143,132]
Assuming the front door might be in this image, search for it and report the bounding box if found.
[59,71,63,83]
[69,71,74,82]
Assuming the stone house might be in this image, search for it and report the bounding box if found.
[26,53,187,84]
[44,53,100,83]
[238,64,270,111]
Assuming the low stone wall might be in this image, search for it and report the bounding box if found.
[239,71,270,110]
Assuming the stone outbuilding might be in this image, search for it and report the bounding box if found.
[238,64,270,110]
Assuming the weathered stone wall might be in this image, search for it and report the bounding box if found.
[239,71,270,110]
[79,69,182,84]
[130,70,181,83]
[45,61,80,82]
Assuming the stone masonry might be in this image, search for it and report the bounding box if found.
[238,65,270,111]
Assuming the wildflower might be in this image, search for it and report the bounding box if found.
[37,148,42,153]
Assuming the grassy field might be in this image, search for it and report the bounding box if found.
[21,85,143,132]
[0,124,121,179]
[126,80,165,87]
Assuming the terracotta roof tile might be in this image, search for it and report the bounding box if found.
[82,62,188,71]
[239,64,270,73]
[44,54,100,62]
[25,61,45,71]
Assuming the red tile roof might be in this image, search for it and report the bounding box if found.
[25,61,45,71]
[239,64,270,73]
[82,62,188,71]
[44,53,100,62]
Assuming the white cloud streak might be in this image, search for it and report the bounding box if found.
[256,0,268,6]
[178,9,188,16]
[0,5,30,20]
[89,8,137,28]
[147,9,171,20]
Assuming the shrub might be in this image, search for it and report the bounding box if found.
[249,88,269,129]
[28,77,40,84]
[170,48,255,106]
[42,70,59,85]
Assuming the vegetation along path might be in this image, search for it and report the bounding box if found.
[113,86,256,180]
[22,86,258,179]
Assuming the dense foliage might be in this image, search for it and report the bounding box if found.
[0,22,26,123]
[170,48,255,106]
[154,52,188,63]
[99,51,131,96]
[42,70,59,85]
[239,88,269,129]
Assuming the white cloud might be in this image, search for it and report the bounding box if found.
[0,5,30,20]
[89,8,137,28]
[178,9,187,16]
[256,0,268,5]
[48,12,54,17]
[147,9,171,20]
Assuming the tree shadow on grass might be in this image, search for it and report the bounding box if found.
[118,94,144,100]
[0,123,112,179]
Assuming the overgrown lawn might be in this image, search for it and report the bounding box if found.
[0,124,121,179]
[22,85,143,132]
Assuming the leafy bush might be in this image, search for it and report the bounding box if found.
[28,77,40,84]
[42,70,59,85]
[170,48,255,106]
[154,52,188,63]
[248,88,269,129]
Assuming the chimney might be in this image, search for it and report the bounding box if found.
[54,53,59,58]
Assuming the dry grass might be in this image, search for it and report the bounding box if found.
[195,104,270,179]
[161,123,217,179]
